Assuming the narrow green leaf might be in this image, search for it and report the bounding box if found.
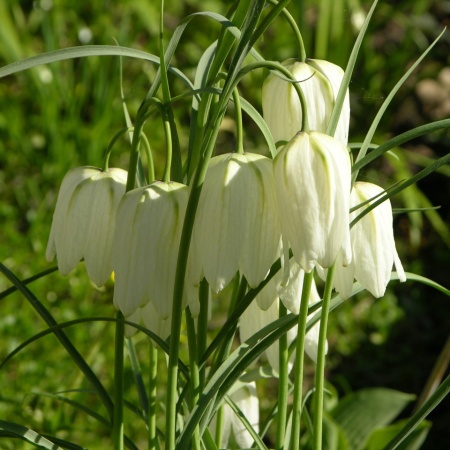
[0,45,192,89]
[327,0,379,138]
[351,152,450,227]
[351,119,450,174]
[0,266,58,300]
[383,374,450,450]
[0,316,189,379]
[0,420,65,449]
[239,96,276,157]
[366,419,431,450]
[201,427,219,450]
[352,28,446,183]
[225,395,268,450]
[330,388,415,450]
[177,314,298,450]
[0,262,114,422]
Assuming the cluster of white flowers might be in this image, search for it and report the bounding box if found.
[46,57,405,352]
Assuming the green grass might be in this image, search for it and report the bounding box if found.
[0,0,449,448]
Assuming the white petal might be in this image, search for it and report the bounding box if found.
[274,132,351,272]
[240,154,281,288]
[229,382,259,448]
[193,154,248,292]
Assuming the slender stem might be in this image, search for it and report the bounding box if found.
[267,0,306,61]
[165,3,265,445]
[159,0,176,183]
[312,263,336,450]
[140,132,155,183]
[186,311,201,450]
[276,301,289,449]
[126,338,149,420]
[214,406,225,447]
[149,345,158,450]
[113,310,125,450]
[290,270,314,450]
[197,279,210,391]
[232,87,244,154]
[236,60,310,132]
[162,110,173,183]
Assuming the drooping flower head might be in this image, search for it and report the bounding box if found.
[273,131,352,273]
[112,181,190,319]
[191,152,281,292]
[262,58,350,145]
[46,166,127,286]
[334,181,406,299]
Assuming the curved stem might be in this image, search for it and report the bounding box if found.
[236,60,310,131]
[267,0,306,61]
[312,263,336,450]
[162,109,173,183]
[139,132,155,183]
[103,127,131,172]
[290,270,314,450]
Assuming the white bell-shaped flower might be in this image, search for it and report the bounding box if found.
[112,181,188,319]
[273,131,352,273]
[334,182,406,299]
[191,152,281,292]
[262,58,350,145]
[240,262,327,369]
[209,381,259,449]
[46,166,127,286]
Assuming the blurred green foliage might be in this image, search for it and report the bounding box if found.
[0,0,449,448]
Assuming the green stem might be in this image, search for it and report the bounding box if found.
[162,109,173,183]
[235,60,310,131]
[290,270,314,450]
[276,302,289,449]
[232,87,244,154]
[214,405,225,447]
[197,279,210,390]
[166,4,265,446]
[267,0,306,61]
[113,310,125,450]
[140,132,155,183]
[149,345,158,450]
[312,263,336,450]
[186,311,201,450]
[126,338,149,421]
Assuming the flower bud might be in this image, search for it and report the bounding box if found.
[46,166,127,286]
[273,131,352,273]
[191,152,281,292]
[262,58,350,145]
